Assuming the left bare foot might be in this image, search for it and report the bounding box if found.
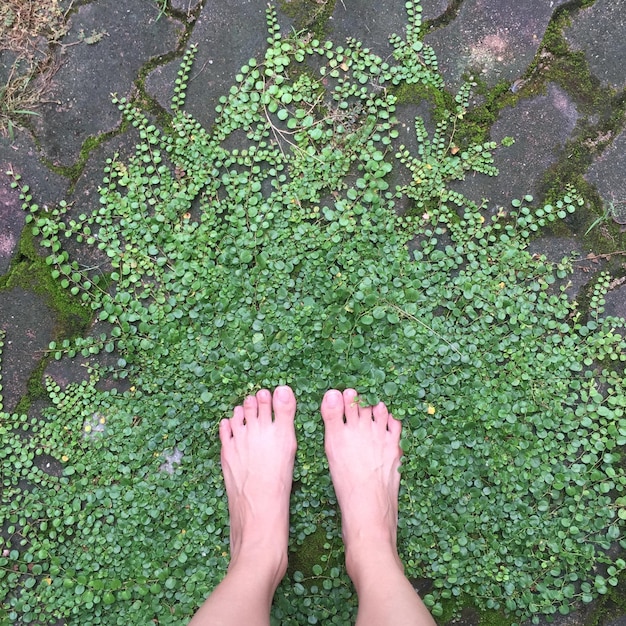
[219,385,297,581]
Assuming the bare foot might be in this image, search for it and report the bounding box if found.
[321,388,403,578]
[219,386,297,582]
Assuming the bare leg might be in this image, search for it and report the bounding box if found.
[188,386,297,626]
[321,388,436,626]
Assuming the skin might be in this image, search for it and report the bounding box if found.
[188,386,435,626]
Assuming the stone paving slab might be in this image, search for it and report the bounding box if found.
[565,0,626,91]
[31,0,183,167]
[455,83,579,210]
[425,0,569,90]
[0,175,24,276]
[585,129,626,224]
[604,282,626,322]
[171,0,203,14]
[526,235,603,301]
[0,130,69,214]
[0,288,57,413]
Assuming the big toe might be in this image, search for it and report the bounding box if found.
[321,389,345,430]
[272,385,297,423]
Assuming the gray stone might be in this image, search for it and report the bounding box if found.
[146,0,291,130]
[604,281,626,322]
[392,101,435,212]
[445,607,480,626]
[44,320,130,394]
[585,129,626,224]
[170,0,203,14]
[0,288,57,413]
[565,0,626,90]
[421,0,450,21]
[528,597,598,626]
[425,0,569,90]
[0,175,24,276]
[32,0,183,167]
[455,84,579,210]
[0,130,69,215]
[0,51,19,86]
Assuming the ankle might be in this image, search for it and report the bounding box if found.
[230,544,289,588]
[345,540,403,588]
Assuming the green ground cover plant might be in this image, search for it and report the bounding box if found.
[2,2,626,624]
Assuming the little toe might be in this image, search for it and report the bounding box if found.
[256,388,273,424]
[321,389,346,429]
[372,401,388,428]
[342,389,360,423]
[386,413,403,440]
[272,385,297,425]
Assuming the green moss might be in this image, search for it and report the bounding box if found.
[528,8,613,114]
[393,81,452,114]
[287,523,331,578]
[425,0,463,33]
[0,222,93,412]
[540,120,626,258]
[476,607,512,626]
[585,566,626,626]
[13,358,49,412]
[393,76,512,148]
[38,128,125,190]
[456,79,511,146]
[1,226,93,344]
[278,0,336,40]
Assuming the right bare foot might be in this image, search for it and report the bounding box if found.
[321,388,404,578]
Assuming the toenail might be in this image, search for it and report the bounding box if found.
[274,386,292,402]
[326,390,343,407]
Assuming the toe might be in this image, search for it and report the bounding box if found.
[219,417,233,443]
[342,389,360,423]
[386,412,402,440]
[232,405,245,431]
[256,389,273,424]
[272,385,296,424]
[358,402,373,422]
[321,389,345,428]
[243,394,258,425]
[372,401,388,428]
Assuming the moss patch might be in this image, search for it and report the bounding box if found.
[278,0,336,39]
[0,225,93,371]
[287,523,332,578]
[528,8,614,115]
